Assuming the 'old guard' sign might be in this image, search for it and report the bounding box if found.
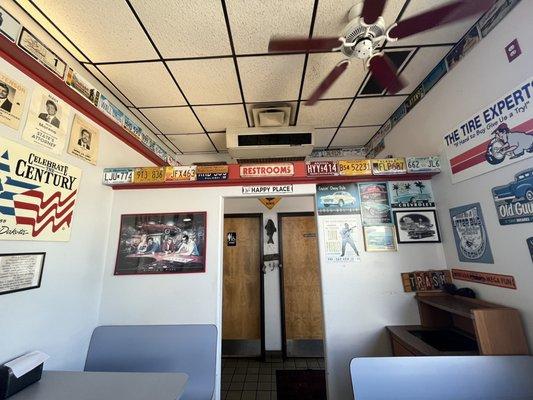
[240,163,294,178]
[443,77,533,184]
[0,138,81,241]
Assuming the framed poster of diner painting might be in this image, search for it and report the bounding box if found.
[363,226,397,252]
[114,212,206,275]
[393,210,442,244]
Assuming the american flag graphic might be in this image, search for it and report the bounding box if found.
[0,150,77,237]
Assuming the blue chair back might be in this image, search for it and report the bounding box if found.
[350,356,533,399]
[85,324,217,400]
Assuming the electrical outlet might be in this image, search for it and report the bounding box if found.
[505,39,522,63]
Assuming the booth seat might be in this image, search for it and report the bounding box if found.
[85,324,217,400]
[350,355,533,399]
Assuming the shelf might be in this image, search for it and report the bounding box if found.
[416,293,506,320]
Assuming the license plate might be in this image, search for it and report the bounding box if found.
[102,168,134,185]
[338,160,372,176]
[133,167,165,183]
[165,166,197,181]
[371,158,407,175]
[406,156,441,173]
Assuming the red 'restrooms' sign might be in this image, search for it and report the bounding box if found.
[239,163,294,178]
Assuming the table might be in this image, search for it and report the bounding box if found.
[10,371,188,400]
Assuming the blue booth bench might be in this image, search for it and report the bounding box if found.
[85,324,217,400]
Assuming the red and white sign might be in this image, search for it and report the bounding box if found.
[240,163,294,178]
[443,77,533,184]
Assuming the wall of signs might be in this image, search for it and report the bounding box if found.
[0,12,178,166]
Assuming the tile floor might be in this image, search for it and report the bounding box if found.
[221,354,325,400]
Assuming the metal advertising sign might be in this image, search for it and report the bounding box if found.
[306,161,339,176]
[240,163,294,178]
[242,184,293,195]
[389,180,435,208]
[449,203,494,263]
[196,165,228,181]
[443,77,533,184]
[259,197,281,210]
[103,168,134,185]
[65,68,100,106]
[401,270,452,292]
[451,268,517,289]
[338,160,372,176]
[491,167,533,225]
[406,156,441,173]
[98,94,124,126]
[316,183,360,215]
[133,167,165,184]
[0,138,81,241]
[371,158,407,175]
[358,182,392,225]
[165,166,197,182]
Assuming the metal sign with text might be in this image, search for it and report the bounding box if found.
[242,185,293,195]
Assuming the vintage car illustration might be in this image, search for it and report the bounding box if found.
[362,202,390,216]
[492,168,533,202]
[321,191,357,207]
[399,214,436,239]
[394,192,433,204]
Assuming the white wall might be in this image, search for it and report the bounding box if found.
[380,1,533,344]
[0,57,152,370]
[224,196,315,351]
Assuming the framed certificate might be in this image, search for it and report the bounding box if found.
[0,252,45,295]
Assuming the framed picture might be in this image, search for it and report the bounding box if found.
[114,212,207,275]
[393,210,442,244]
[0,253,45,296]
[363,226,397,252]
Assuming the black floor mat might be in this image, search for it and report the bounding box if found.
[276,369,327,400]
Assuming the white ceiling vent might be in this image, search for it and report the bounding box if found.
[252,107,291,127]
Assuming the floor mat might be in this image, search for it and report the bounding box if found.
[276,369,327,400]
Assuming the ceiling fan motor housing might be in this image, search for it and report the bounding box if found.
[342,16,385,59]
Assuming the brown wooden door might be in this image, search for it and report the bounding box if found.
[280,213,324,357]
[223,215,262,356]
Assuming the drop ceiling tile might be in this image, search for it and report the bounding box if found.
[397,46,452,94]
[391,0,478,46]
[166,134,216,153]
[246,102,298,126]
[313,128,336,148]
[142,107,204,134]
[238,55,305,102]
[208,132,228,151]
[30,0,157,62]
[167,58,241,105]
[303,53,366,100]
[298,99,352,128]
[343,96,406,126]
[313,0,405,38]
[330,126,377,147]
[98,62,186,107]
[129,0,231,58]
[193,104,248,132]
[130,108,162,133]
[226,0,314,54]
[85,65,134,107]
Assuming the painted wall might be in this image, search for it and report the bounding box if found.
[224,196,315,351]
[0,56,151,370]
[380,2,533,344]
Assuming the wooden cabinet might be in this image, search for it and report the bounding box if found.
[388,293,530,356]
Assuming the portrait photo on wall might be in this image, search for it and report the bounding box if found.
[0,71,27,130]
[114,212,207,275]
[393,210,441,244]
[67,114,99,165]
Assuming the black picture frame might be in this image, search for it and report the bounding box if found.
[393,209,442,244]
[114,212,207,275]
[0,252,45,296]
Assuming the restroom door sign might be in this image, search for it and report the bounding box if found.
[227,232,237,246]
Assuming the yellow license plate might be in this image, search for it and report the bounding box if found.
[133,167,165,183]
[371,158,407,175]
[338,160,372,176]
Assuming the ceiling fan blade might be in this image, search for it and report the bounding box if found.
[389,0,494,40]
[361,0,388,25]
[268,37,341,53]
[305,62,349,106]
[368,55,407,95]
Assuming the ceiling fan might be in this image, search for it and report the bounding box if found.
[268,0,495,105]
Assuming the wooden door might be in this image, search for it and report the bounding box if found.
[223,215,262,356]
[280,213,324,357]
